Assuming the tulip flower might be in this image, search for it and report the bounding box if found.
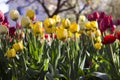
[52,15,61,24]
[10,10,20,21]
[94,42,102,50]
[6,48,16,58]
[2,16,10,28]
[9,27,16,36]
[99,12,105,19]
[56,28,68,40]
[87,14,94,21]
[26,10,36,20]
[102,35,116,44]
[13,41,24,52]
[0,10,4,22]
[116,31,120,40]
[33,22,44,36]
[44,34,49,39]
[21,17,30,28]
[69,23,79,33]
[0,25,9,34]
[93,12,100,20]
[62,19,71,29]
[95,29,101,37]
[44,18,56,28]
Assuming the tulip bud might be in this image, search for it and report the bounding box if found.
[10,10,19,21]
[20,32,25,39]
[44,18,56,28]
[21,17,30,28]
[116,31,120,40]
[93,12,99,20]
[13,41,24,52]
[87,14,94,21]
[0,10,4,22]
[62,19,71,29]
[95,30,101,37]
[79,15,86,22]
[33,22,44,36]
[26,10,36,20]
[56,28,68,40]
[0,25,8,34]
[99,12,105,18]
[94,42,102,50]
[53,15,61,23]
[69,23,79,33]
[6,48,16,58]
[9,27,16,36]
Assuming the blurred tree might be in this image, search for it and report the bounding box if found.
[8,0,120,21]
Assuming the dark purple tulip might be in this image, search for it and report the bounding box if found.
[99,12,105,18]
[9,27,16,36]
[116,19,120,25]
[99,20,106,32]
[93,12,100,20]
[87,14,94,21]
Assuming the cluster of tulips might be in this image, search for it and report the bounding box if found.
[0,9,120,80]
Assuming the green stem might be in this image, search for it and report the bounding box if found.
[12,59,18,79]
[109,44,117,75]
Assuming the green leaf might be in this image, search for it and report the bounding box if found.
[44,59,49,71]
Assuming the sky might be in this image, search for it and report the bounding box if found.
[0,0,9,13]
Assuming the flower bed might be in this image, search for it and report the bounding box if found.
[0,10,120,80]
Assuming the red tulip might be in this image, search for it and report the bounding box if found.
[102,35,116,44]
[0,10,4,22]
[2,16,10,28]
[116,32,120,40]
[9,27,16,36]
[45,34,48,39]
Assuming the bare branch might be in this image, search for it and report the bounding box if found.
[6,0,15,4]
[36,0,51,17]
[58,5,75,13]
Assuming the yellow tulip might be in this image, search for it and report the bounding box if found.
[21,17,30,28]
[69,23,79,33]
[10,10,19,21]
[68,30,73,38]
[95,36,102,43]
[33,22,44,36]
[79,15,86,22]
[6,48,16,58]
[85,22,92,30]
[29,21,34,29]
[94,42,102,50]
[13,41,24,52]
[62,19,71,29]
[26,10,36,20]
[90,21,98,29]
[56,28,68,40]
[75,32,81,38]
[44,18,56,28]
[95,29,101,37]
[85,21,98,30]
[53,15,61,23]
